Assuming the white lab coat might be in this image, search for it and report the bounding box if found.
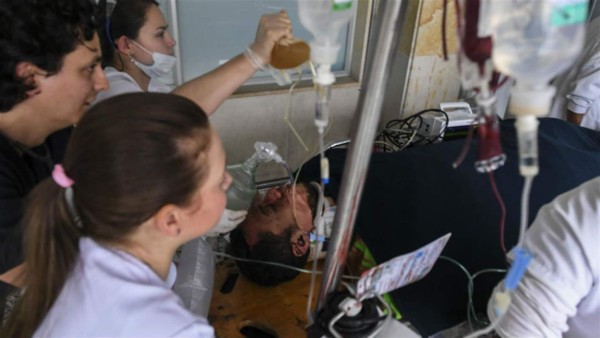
[93,66,171,105]
[549,17,600,130]
[34,237,214,337]
[488,177,600,337]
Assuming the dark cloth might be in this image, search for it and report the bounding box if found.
[0,127,71,275]
[299,118,600,335]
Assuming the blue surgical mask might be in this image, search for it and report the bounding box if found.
[130,40,176,79]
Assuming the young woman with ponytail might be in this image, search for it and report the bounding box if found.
[1,92,230,338]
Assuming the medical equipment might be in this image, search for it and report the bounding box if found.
[455,0,506,173]
[270,39,311,69]
[225,141,290,211]
[301,1,412,336]
[459,1,590,336]
[308,233,450,338]
[490,0,588,177]
[298,0,357,184]
[268,39,311,87]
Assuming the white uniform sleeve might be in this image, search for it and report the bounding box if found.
[172,322,215,338]
[566,18,600,114]
[488,178,600,337]
[566,52,600,114]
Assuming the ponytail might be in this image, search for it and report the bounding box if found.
[1,179,82,338]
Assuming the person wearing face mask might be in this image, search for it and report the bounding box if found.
[95,0,292,115]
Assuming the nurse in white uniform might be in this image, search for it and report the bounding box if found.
[95,0,292,115]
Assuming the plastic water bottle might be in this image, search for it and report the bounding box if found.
[490,0,588,116]
[226,142,286,211]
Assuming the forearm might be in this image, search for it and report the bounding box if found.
[172,10,291,115]
[172,54,257,115]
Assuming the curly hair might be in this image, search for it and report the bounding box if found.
[230,225,310,287]
[0,0,105,111]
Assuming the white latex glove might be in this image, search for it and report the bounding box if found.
[204,209,247,237]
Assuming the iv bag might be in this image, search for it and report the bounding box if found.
[490,0,588,84]
[490,0,588,116]
[298,0,357,65]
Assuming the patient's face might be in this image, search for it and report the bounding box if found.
[239,184,314,246]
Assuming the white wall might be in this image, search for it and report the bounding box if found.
[211,84,360,180]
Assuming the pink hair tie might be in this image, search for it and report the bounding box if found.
[52,164,74,188]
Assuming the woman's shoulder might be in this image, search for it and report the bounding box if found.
[36,238,209,337]
[92,67,143,105]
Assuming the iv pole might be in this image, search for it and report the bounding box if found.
[316,0,410,311]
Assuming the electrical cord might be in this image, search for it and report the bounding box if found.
[488,171,508,257]
[439,255,506,330]
[214,251,359,281]
[377,108,450,151]
[306,182,326,326]
[284,69,309,152]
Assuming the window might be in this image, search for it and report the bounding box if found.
[160,0,371,89]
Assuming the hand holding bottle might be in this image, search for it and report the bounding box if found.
[249,10,293,66]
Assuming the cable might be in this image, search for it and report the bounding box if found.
[517,176,533,249]
[452,118,477,168]
[214,251,359,281]
[467,268,507,326]
[463,309,506,338]
[306,182,326,326]
[377,108,449,150]
[439,256,506,330]
[283,69,310,152]
[487,171,507,256]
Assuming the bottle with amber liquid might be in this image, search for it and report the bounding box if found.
[270,39,311,69]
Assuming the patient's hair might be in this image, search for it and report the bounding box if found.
[230,225,309,287]
[229,182,320,286]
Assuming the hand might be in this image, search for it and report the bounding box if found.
[204,209,247,237]
[250,10,293,65]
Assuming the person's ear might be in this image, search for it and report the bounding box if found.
[115,36,134,58]
[15,61,43,96]
[291,230,309,257]
[153,204,182,237]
